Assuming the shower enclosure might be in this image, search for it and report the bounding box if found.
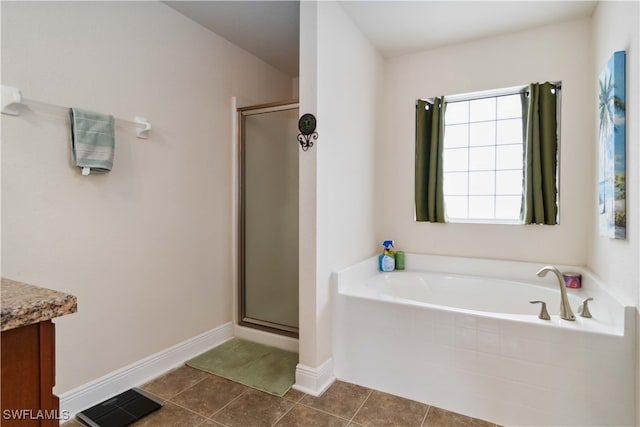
[238,101,299,337]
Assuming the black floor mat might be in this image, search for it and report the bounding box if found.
[76,388,162,427]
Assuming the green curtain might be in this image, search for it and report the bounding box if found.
[521,82,558,225]
[415,98,446,222]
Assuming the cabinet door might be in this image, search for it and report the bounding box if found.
[1,321,58,426]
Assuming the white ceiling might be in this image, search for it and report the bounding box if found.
[164,1,597,78]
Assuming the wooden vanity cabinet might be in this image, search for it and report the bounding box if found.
[1,320,59,427]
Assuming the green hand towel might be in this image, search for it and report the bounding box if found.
[70,108,115,174]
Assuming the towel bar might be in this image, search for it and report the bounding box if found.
[1,85,151,139]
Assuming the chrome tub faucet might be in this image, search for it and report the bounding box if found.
[536,266,576,321]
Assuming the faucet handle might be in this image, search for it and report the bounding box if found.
[578,297,594,318]
[530,300,551,320]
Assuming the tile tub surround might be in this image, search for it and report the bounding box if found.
[61,366,498,426]
[333,254,637,426]
[1,277,77,331]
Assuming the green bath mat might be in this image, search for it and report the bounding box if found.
[186,338,298,397]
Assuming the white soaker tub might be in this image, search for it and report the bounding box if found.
[332,254,636,426]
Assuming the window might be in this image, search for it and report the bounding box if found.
[442,89,525,223]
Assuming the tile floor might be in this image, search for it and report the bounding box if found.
[62,365,498,427]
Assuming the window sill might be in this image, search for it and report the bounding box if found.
[446,218,524,225]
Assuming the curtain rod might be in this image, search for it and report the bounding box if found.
[417,81,562,105]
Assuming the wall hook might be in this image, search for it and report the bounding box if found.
[134,116,151,139]
[297,113,318,151]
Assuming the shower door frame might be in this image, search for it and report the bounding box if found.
[237,99,299,338]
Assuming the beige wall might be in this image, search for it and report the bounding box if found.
[590,2,640,423]
[298,1,382,368]
[298,0,319,369]
[590,0,640,309]
[377,18,593,266]
[1,1,292,392]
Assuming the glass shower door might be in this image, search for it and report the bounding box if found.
[239,103,299,336]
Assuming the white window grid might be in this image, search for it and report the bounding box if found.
[442,92,524,223]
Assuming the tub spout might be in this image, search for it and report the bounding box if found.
[536,266,576,321]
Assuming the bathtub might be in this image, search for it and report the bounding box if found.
[332,254,636,426]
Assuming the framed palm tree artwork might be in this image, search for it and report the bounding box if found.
[598,50,626,239]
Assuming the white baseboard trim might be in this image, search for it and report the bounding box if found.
[233,324,299,353]
[58,322,234,419]
[293,358,335,396]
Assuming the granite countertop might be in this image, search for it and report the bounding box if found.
[1,278,77,332]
